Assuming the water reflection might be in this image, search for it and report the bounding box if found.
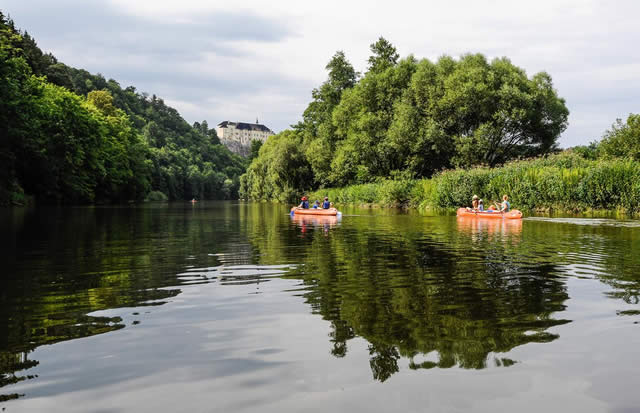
[456,216,523,239]
[1,202,640,404]
[280,215,569,381]
[290,214,340,234]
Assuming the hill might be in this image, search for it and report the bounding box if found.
[0,11,245,204]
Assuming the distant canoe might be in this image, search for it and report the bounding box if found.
[291,207,339,216]
[456,208,523,219]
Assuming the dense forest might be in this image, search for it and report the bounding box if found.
[241,38,571,201]
[0,12,246,205]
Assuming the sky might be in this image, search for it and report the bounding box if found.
[3,0,640,147]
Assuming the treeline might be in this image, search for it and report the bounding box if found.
[241,37,570,201]
[0,12,245,205]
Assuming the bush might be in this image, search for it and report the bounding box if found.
[145,190,168,202]
[308,153,640,214]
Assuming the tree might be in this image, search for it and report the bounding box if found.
[598,114,640,160]
[0,14,244,204]
[87,90,118,117]
[367,37,399,74]
[240,130,312,201]
[330,56,418,184]
[242,43,569,199]
[249,139,263,161]
[301,50,358,136]
[299,51,358,186]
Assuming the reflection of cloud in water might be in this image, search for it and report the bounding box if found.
[526,217,640,228]
[180,264,296,286]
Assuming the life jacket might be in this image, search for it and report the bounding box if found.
[503,201,511,212]
[302,200,309,209]
[322,201,330,209]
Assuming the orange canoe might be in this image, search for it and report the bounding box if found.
[291,214,339,227]
[456,208,523,219]
[291,207,339,216]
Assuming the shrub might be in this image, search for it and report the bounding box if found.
[145,190,168,202]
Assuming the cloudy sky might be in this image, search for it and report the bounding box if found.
[4,0,640,146]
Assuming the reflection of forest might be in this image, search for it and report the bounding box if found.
[2,202,639,395]
[0,203,252,400]
[245,205,640,382]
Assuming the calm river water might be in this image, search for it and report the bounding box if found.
[1,202,639,412]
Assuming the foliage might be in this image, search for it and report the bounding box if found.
[0,13,245,204]
[297,50,358,187]
[243,39,569,200]
[145,190,169,201]
[1,17,152,204]
[248,139,263,161]
[309,153,640,214]
[598,114,640,160]
[367,36,399,74]
[240,130,313,202]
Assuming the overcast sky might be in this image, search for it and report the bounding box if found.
[4,0,640,146]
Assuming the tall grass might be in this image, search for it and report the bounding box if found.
[308,153,640,214]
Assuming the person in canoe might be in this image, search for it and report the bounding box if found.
[498,195,511,212]
[466,195,479,211]
[489,195,510,212]
[322,197,330,209]
[312,200,320,209]
[478,199,485,211]
[298,196,310,209]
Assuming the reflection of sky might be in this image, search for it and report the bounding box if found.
[4,204,640,412]
[7,275,639,412]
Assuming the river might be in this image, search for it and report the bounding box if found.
[1,201,639,412]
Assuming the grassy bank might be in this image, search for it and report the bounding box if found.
[307,153,640,215]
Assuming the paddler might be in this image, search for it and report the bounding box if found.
[298,196,310,209]
[322,197,330,209]
[467,195,479,211]
[498,195,511,212]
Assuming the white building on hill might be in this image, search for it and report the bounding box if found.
[217,120,274,156]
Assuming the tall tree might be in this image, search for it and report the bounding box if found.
[367,37,399,74]
[299,51,358,186]
[598,113,640,160]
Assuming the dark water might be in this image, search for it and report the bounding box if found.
[1,202,640,412]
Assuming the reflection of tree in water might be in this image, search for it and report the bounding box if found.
[280,218,571,382]
[0,204,243,401]
[0,352,38,402]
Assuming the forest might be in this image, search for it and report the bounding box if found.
[0,12,245,205]
[241,38,640,213]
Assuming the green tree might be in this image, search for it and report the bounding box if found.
[299,51,358,186]
[598,114,640,160]
[249,139,263,161]
[239,43,569,200]
[330,56,418,184]
[240,130,312,201]
[367,36,399,74]
[0,14,244,203]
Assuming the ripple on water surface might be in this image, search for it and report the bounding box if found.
[1,203,640,412]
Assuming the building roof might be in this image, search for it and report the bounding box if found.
[217,121,273,133]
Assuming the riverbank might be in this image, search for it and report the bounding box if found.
[307,153,640,216]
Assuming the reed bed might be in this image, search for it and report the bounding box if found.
[308,154,640,214]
